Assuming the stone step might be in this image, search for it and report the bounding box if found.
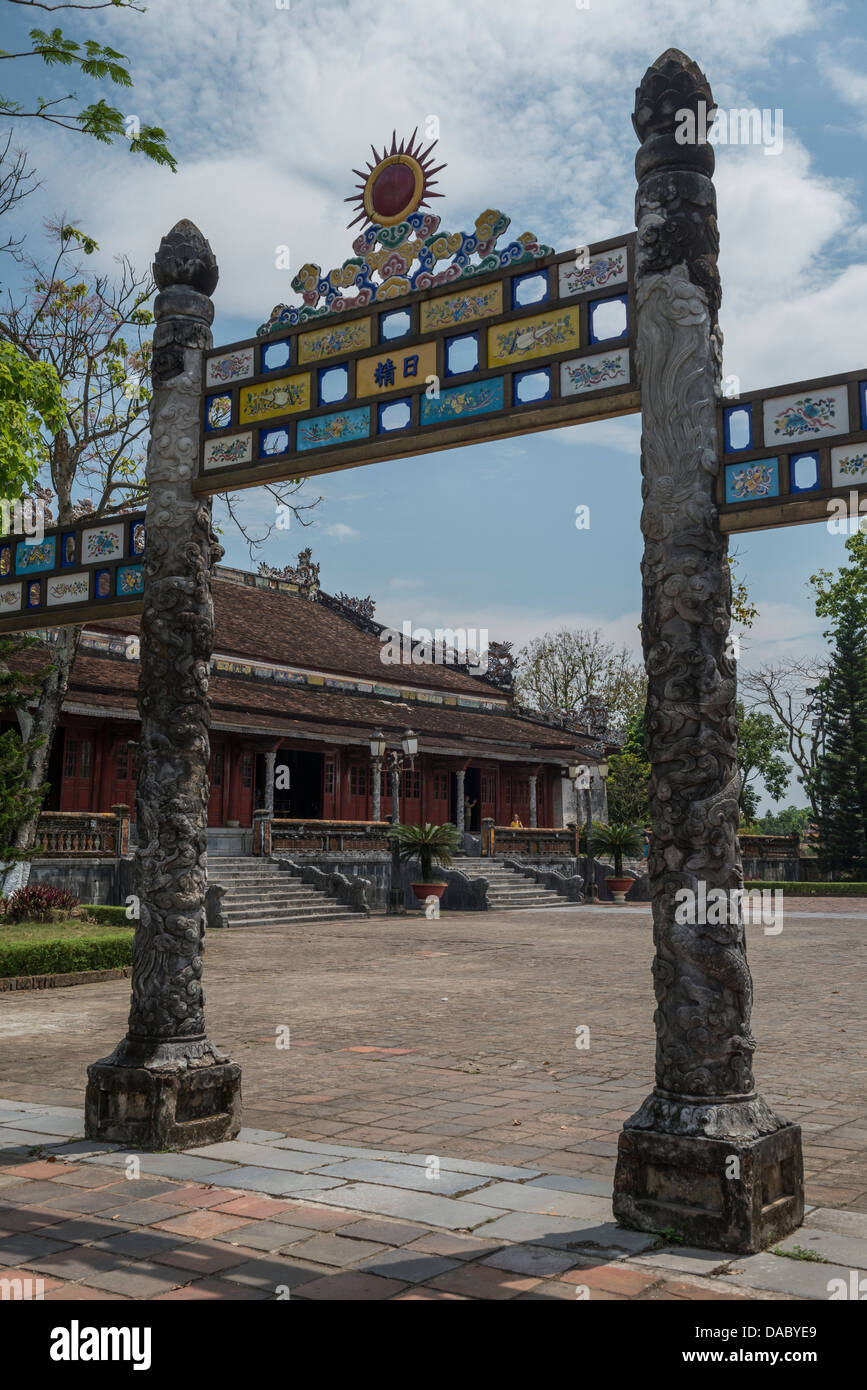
[229,909,361,926]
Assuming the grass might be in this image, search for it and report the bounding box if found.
[772,1245,830,1263]
[0,917,134,946]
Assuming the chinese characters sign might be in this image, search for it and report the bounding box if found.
[196,235,637,492]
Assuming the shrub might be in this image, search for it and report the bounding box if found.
[83,904,132,927]
[0,933,132,978]
[0,884,79,923]
[743,880,867,897]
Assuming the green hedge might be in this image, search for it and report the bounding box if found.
[83,904,133,927]
[744,880,867,897]
[0,934,133,979]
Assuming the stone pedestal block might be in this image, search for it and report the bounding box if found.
[613,1122,804,1254]
[85,1055,241,1151]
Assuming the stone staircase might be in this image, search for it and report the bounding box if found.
[211,857,366,929]
[461,859,573,911]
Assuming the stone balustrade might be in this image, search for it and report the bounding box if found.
[255,814,391,856]
[34,806,131,859]
[480,820,579,858]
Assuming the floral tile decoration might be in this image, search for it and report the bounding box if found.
[0,581,22,611]
[560,349,629,395]
[420,283,503,333]
[420,378,504,425]
[298,318,371,363]
[46,573,89,606]
[82,523,124,564]
[203,432,254,470]
[724,457,780,504]
[831,443,867,486]
[558,247,628,298]
[487,308,580,367]
[116,565,144,597]
[14,536,56,574]
[205,346,254,387]
[296,406,370,451]
[763,384,849,445]
[205,393,233,431]
[239,374,310,424]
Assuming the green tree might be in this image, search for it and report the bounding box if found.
[0,338,64,495]
[754,805,811,836]
[606,707,650,824]
[736,700,789,822]
[516,627,646,741]
[0,0,175,169]
[809,592,867,878]
[0,634,49,877]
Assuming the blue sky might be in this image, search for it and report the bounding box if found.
[4,0,867,806]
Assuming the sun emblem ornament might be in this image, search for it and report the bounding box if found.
[346,129,446,230]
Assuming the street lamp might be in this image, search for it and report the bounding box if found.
[369,730,418,915]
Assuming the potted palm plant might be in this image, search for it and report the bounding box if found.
[588,822,644,903]
[389,821,460,903]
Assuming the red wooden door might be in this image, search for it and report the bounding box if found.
[346,763,370,820]
[322,758,337,819]
[480,770,497,825]
[61,732,96,811]
[237,751,254,826]
[208,743,226,825]
[402,766,421,826]
[109,738,139,814]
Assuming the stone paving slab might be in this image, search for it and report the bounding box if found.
[466,1181,613,1220]
[773,1225,867,1270]
[205,1167,346,1198]
[302,1181,510,1230]
[0,1113,81,1136]
[313,1159,490,1196]
[719,1252,856,1299]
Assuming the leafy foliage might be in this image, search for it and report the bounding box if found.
[388,821,460,882]
[0,339,64,493]
[736,700,789,821]
[0,931,131,978]
[587,821,644,877]
[0,634,50,862]
[0,883,78,922]
[0,7,176,169]
[516,627,646,740]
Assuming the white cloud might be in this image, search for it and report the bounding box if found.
[323,522,359,542]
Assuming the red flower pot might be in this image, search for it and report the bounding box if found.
[605,877,634,904]
[411,882,446,902]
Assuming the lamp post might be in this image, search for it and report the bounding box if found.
[370,729,417,916]
[570,754,607,903]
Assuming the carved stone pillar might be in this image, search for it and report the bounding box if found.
[389,762,400,826]
[455,769,466,832]
[264,749,277,816]
[85,220,241,1151]
[529,774,538,828]
[612,51,803,1253]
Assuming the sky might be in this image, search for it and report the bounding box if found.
[4,0,867,809]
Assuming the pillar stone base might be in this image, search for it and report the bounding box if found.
[613,1121,804,1254]
[85,1043,241,1151]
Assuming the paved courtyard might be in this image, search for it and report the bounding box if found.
[1,900,866,1300]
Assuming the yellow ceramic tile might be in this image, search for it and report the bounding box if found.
[240,373,310,424]
[356,341,437,397]
[487,307,580,367]
[298,317,371,364]
[420,282,503,333]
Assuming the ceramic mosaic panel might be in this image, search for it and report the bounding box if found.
[0,582,22,612]
[0,544,11,576]
[831,443,867,486]
[487,307,580,368]
[82,522,125,565]
[356,341,436,397]
[239,374,310,424]
[203,432,254,471]
[46,573,89,606]
[116,564,144,596]
[296,406,370,451]
[298,318,371,364]
[420,282,503,333]
[205,393,233,430]
[559,247,628,299]
[206,347,254,387]
[763,385,849,445]
[61,533,77,566]
[724,458,780,504]
[420,378,504,426]
[560,349,630,396]
[14,537,56,574]
[130,520,146,556]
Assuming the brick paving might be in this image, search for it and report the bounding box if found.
[0,898,865,1300]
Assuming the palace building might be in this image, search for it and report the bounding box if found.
[22,554,613,848]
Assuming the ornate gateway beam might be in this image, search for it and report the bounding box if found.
[612,50,804,1252]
